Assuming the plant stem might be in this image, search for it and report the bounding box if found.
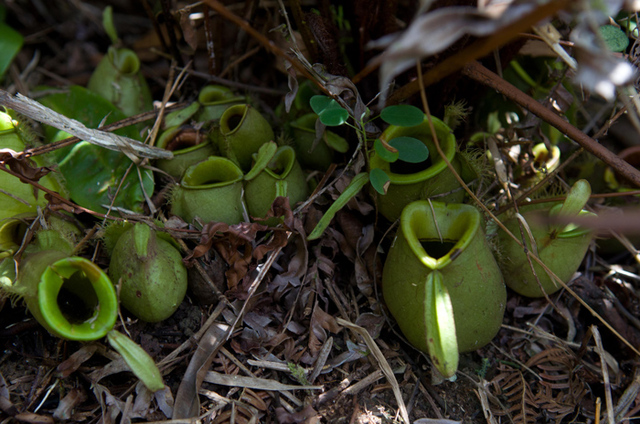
[461,60,640,188]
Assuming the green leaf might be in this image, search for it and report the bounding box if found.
[309,95,332,114]
[424,271,459,379]
[325,130,349,153]
[618,16,639,38]
[244,141,278,181]
[39,86,154,214]
[549,179,591,236]
[374,138,399,163]
[380,105,424,127]
[389,137,429,163]
[163,101,200,129]
[0,23,23,79]
[309,95,349,126]
[307,173,369,240]
[369,168,391,195]
[107,330,165,392]
[487,111,501,134]
[600,25,629,52]
[102,6,119,45]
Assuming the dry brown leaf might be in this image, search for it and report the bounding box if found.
[373,1,538,101]
[173,319,230,419]
[53,388,87,421]
[310,304,342,340]
[275,404,320,424]
[13,412,55,424]
[177,10,198,51]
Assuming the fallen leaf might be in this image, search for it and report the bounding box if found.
[53,388,87,421]
[275,404,319,424]
[372,1,538,101]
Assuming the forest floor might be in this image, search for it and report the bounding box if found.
[2,1,640,423]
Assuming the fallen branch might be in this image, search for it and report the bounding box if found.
[0,90,172,160]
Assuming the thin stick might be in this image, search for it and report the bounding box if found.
[592,326,615,424]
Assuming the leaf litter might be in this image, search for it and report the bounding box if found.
[3,1,640,423]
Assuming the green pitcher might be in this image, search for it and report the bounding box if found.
[513,142,561,187]
[244,145,308,223]
[163,85,246,129]
[155,126,218,179]
[497,179,595,297]
[87,47,152,117]
[107,222,187,322]
[0,224,117,341]
[383,201,506,376]
[169,156,244,225]
[370,117,464,222]
[289,113,349,171]
[196,85,246,122]
[215,104,275,171]
[0,111,65,222]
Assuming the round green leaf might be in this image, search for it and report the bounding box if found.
[389,136,429,163]
[374,138,399,163]
[309,95,348,126]
[39,86,154,213]
[319,107,349,126]
[370,168,391,195]
[380,105,424,127]
[309,95,332,114]
[600,25,629,52]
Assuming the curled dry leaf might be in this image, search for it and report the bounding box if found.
[1,153,52,182]
[275,404,320,424]
[56,344,98,378]
[309,304,343,357]
[52,388,87,421]
[284,60,299,113]
[154,386,175,419]
[372,1,537,101]
[571,27,634,100]
[186,197,298,297]
[177,10,198,52]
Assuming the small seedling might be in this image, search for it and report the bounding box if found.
[309,95,429,194]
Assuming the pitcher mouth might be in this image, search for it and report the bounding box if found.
[38,257,117,341]
[401,201,480,269]
[371,116,456,185]
[163,128,208,153]
[263,146,296,179]
[181,156,244,189]
[220,104,248,135]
